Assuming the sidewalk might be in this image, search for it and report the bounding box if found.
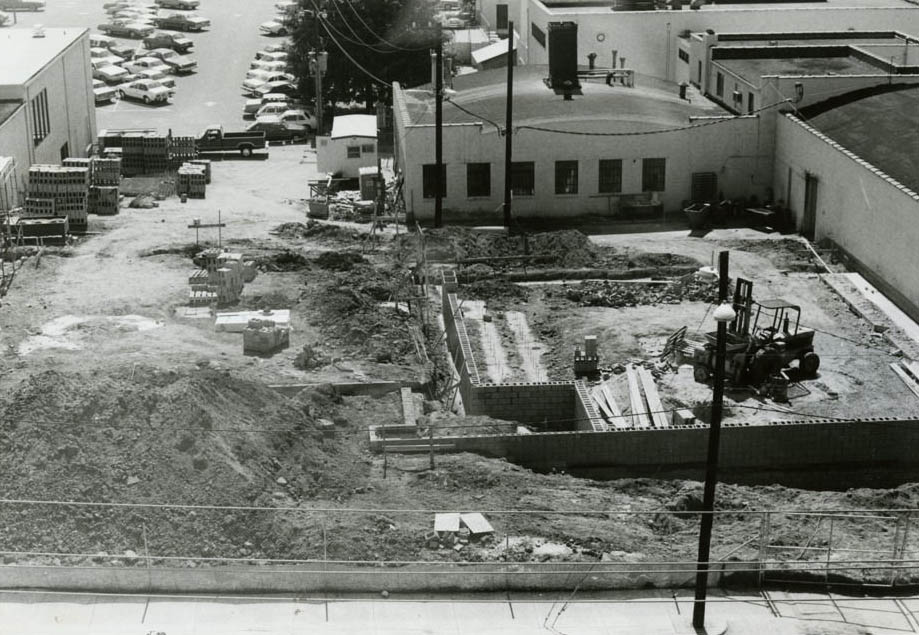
[1,588,917,634]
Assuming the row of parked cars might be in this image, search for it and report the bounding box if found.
[91,0,208,106]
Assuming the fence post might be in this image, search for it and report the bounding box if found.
[825,516,835,585]
[891,511,911,587]
[757,511,770,587]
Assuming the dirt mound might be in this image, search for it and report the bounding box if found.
[271,220,362,242]
[720,238,822,272]
[256,250,310,272]
[314,251,366,271]
[553,273,719,308]
[0,367,372,561]
[402,228,601,268]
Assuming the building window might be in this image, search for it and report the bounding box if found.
[715,72,724,98]
[531,23,546,48]
[496,3,508,30]
[747,92,755,114]
[361,143,375,154]
[466,162,490,197]
[346,146,360,158]
[598,159,622,194]
[642,158,666,192]
[678,49,689,63]
[30,88,50,146]
[422,163,446,199]
[555,160,578,195]
[510,161,535,196]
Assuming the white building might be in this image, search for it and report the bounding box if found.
[316,115,378,179]
[0,27,97,192]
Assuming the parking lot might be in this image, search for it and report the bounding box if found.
[14,0,287,135]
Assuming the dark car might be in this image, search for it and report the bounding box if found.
[246,117,304,144]
[255,80,298,98]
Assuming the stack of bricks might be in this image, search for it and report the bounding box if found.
[188,266,217,306]
[26,164,89,232]
[120,132,146,176]
[168,135,198,168]
[189,158,211,184]
[142,134,170,174]
[88,157,121,215]
[242,318,290,355]
[188,249,246,306]
[176,162,206,198]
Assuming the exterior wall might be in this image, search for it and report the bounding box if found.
[316,135,377,178]
[774,114,919,321]
[0,106,31,197]
[400,113,764,220]
[520,4,919,81]
[477,0,520,34]
[0,30,95,186]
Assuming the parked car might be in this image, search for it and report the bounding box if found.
[89,33,117,48]
[275,0,297,11]
[152,11,209,31]
[196,125,267,157]
[259,42,290,54]
[124,56,171,76]
[246,116,303,144]
[117,78,172,104]
[104,1,156,13]
[92,59,130,84]
[255,80,298,98]
[133,68,176,89]
[113,8,156,21]
[93,79,117,105]
[0,0,45,11]
[242,92,290,117]
[255,49,288,62]
[259,20,288,36]
[242,71,294,95]
[143,30,194,53]
[108,43,137,60]
[248,59,288,75]
[146,48,196,73]
[155,0,199,9]
[254,102,292,119]
[90,47,124,67]
[98,19,154,38]
[276,109,316,134]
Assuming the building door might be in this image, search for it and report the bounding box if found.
[496,4,508,31]
[59,142,69,162]
[803,172,818,240]
[691,171,717,202]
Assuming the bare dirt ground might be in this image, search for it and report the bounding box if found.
[2,148,919,582]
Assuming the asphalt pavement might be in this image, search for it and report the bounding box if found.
[13,0,286,135]
[2,588,918,634]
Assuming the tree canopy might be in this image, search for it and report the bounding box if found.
[287,0,442,112]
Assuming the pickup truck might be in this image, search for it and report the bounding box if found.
[152,12,209,31]
[196,126,267,157]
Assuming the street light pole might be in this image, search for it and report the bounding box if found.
[692,249,733,630]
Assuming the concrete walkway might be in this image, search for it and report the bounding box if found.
[2,589,918,634]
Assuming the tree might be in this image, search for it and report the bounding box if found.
[287,0,442,112]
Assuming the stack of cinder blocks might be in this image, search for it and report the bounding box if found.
[177,163,206,198]
[189,158,211,184]
[87,157,121,215]
[143,134,170,174]
[168,136,198,168]
[26,164,90,232]
[188,249,249,306]
[242,318,290,355]
[119,132,146,176]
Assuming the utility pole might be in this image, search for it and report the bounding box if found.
[434,27,444,228]
[502,21,515,229]
[692,250,734,630]
[305,9,327,137]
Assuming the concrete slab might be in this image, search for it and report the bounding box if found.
[215,309,291,332]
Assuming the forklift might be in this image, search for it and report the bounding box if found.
[689,278,820,399]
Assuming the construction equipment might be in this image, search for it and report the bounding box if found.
[672,278,820,397]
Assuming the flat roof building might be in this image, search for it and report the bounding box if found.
[0,27,96,198]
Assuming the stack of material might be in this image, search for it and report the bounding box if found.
[242,259,257,282]
[120,132,147,176]
[242,318,290,355]
[177,163,206,198]
[91,157,122,185]
[188,269,210,289]
[0,156,18,212]
[15,217,69,242]
[216,309,289,333]
[23,197,55,217]
[169,136,198,168]
[189,289,218,306]
[87,157,121,215]
[143,134,170,174]
[26,164,90,231]
[189,158,211,184]
[358,166,380,200]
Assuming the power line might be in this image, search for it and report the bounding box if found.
[320,3,401,55]
[316,16,391,88]
[445,98,503,132]
[340,0,434,52]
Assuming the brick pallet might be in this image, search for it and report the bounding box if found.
[91,157,121,186]
[16,216,69,242]
[27,165,89,227]
[189,158,211,183]
[189,289,218,306]
[88,186,120,215]
[177,163,206,198]
[24,197,55,217]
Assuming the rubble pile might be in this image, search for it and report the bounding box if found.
[555,273,719,309]
[271,220,362,242]
[327,190,375,223]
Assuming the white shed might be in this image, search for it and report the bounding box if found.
[316,114,378,178]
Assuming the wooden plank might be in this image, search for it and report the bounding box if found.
[890,363,919,400]
[904,361,919,382]
[626,365,651,428]
[591,388,615,421]
[637,367,669,428]
[434,513,461,533]
[601,383,628,429]
[460,512,494,535]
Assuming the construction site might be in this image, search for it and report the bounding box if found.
[0,140,918,595]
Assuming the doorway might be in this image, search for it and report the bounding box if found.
[803,172,818,240]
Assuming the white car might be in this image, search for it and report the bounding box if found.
[92,79,117,104]
[92,60,130,84]
[89,33,117,48]
[125,56,172,76]
[117,78,171,103]
[90,47,124,67]
[242,71,293,94]
[259,20,288,36]
[242,92,290,117]
[146,47,197,73]
[276,109,316,134]
[133,68,176,89]
[254,102,291,119]
[255,49,288,62]
[248,59,287,75]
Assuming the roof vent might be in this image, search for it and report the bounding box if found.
[32,25,46,38]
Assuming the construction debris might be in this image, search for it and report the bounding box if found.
[243,318,290,356]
